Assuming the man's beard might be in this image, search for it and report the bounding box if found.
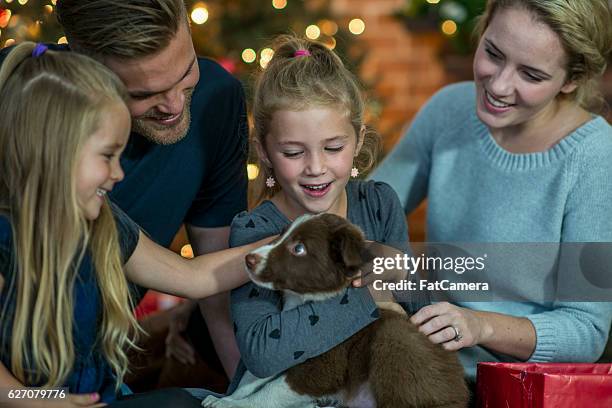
[132,90,193,145]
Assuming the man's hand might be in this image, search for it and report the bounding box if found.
[164,300,198,365]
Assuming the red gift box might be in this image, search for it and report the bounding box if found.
[477,362,612,408]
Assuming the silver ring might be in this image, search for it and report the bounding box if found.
[451,326,462,342]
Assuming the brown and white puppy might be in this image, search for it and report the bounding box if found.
[246,213,469,408]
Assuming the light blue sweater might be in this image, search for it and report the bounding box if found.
[370,82,612,379]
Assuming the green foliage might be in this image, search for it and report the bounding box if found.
[396,0,486,54]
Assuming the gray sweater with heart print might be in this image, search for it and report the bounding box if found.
[227,180,411,392]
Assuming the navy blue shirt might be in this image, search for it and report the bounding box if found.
[0,203,140,403]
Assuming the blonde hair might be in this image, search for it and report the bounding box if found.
[0,43,139,389]
[475,0,612,112]
[56,0,188,60]
[251,35,380,206]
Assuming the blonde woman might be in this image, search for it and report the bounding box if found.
[371,0,612,391]
[0,43,267,407]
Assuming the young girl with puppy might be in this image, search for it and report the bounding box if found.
[223,35,423,405]
[0,43,268,407]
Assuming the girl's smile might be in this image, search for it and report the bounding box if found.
[301,182,333,198]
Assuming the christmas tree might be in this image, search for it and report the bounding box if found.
[189,0,365,96]
[1,0,366,97]
[396,0,486,55]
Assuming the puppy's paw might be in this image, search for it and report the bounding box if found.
[201,395,239,408]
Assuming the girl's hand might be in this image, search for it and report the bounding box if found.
[352,241,406,288]
[350,269,372,288]
[45,393,106,407]
[351,261,407,288]
[351,270,399,305]
[410,302,492,351]
[7,392,106,408]
[165,301,197,365]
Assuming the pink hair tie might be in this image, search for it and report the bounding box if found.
[293,49,311,58]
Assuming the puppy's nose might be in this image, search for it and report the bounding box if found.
[245,253,261,271]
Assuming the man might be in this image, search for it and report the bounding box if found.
[49,0,246,391]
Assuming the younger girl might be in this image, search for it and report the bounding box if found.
[214,36,415,406]
[0,43,267,407]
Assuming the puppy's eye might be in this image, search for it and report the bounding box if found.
[291,243,307,256]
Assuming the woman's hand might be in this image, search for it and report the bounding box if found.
[410,302,492,351]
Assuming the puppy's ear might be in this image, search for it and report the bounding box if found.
[330,223,367,276]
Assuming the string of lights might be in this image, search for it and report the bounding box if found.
[1,1,367,72]
[395,0,485,54]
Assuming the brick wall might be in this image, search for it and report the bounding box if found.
[331,0,450,152]
[331,0,458,241]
